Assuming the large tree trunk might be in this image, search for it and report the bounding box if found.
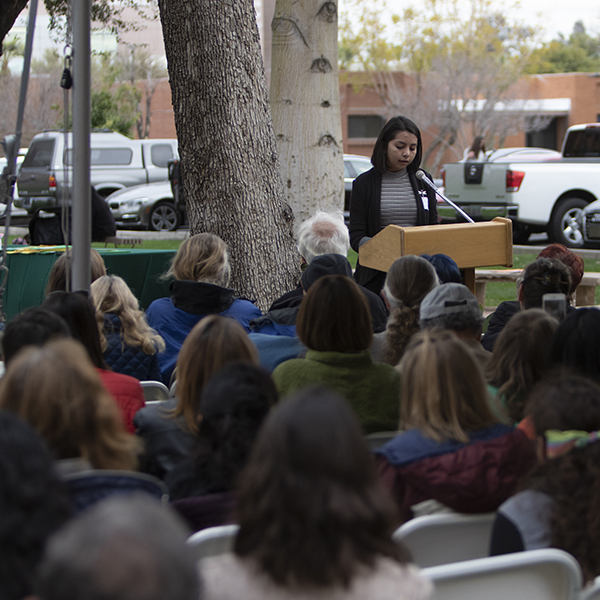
[157,0,299,311]
[270,0,344,225]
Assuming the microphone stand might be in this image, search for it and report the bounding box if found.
[416,170,475,224]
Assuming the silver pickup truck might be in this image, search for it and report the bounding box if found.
[440,124,600,247]
[16,130,178,214]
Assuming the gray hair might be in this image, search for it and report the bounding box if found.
[35,495,200,600]
[297,212,350,264]
[420,312,484,335]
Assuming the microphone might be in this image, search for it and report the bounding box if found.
[416,170,475,224]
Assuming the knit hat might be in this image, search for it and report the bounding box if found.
[420,283,481,322]
[301,254,352,291]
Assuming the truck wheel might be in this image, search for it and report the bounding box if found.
[148,202,180,232]
[548,198,587,248]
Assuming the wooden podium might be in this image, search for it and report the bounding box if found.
[358,217,513,294]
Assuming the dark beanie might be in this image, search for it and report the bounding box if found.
[301,253,352,291]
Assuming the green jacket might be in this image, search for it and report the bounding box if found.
[272,349,401,433]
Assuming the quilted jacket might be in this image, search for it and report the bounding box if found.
[102,313,162,382]
[375,424,537,521]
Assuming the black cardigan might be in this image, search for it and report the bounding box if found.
[349,167,439,287]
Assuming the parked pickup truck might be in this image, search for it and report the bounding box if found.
[440,124,600,247]
[16,130,178,214]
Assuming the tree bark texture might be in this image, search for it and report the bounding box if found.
[270,0,344,225]
[157,0,299,311]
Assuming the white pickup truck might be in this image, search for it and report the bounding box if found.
[440,123,600,247]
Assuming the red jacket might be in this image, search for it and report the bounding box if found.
[376,424,537,522]
[97,368,145,433]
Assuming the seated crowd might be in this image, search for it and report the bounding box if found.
[2,214,600,599]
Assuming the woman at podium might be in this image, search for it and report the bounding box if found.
[350,116,439,294]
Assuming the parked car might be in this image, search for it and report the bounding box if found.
[16,131,178,214]
[441,125,600,247]
[106,181,186,232]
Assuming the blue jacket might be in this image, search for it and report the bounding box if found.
[145,280,262,384]
[102,313,162,382]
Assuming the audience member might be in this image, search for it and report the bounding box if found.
[487,309,558,424]
[201,387,432,600]
[2,307,70,365]
[41,291,145,433]
[482,257,571,351]
[45,249,107,296]
[0,339,139,472]
[549,307,600,383]
[376,329,536,521]
[272,275,401,433]
[490,375,600,584]
[420,253,462,284]
[0,411,72,600]
[146,233,261,384]
[90,275,165,381]
[269,212,387,332]
[537,243,584,302]
[35,495,200,600]
[168,362,276,527]
[371,255,438,364]
[134,315,259,480]
[419,283,489,369]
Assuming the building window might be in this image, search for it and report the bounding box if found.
[348,115,385,139]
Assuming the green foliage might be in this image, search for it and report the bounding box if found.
[525,21,600,74]
[91,84,141,137]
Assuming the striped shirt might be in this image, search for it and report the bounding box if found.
[380,169,418,229]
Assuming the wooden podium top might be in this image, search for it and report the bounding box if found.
[358,218,513,272]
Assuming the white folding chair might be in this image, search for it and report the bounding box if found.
[140,380,171,402]
[580,580,600,600]
[393,512,497,567]
[422,548,582,600]
[186,524,239,561]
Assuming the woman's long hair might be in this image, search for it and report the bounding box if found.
[172,315,259,435]
[234,387,408,589]
[525,374,600,583]
[0,339,140,470]
[400,329,498,443]
[487,309,558,422]
[91,275,165,355]
[383,255,438,366]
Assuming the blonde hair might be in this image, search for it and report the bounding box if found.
[173,315,259,435]
[383,255,439,365]
[90,275,165,355]
[0,339,140,470]
[399,329,498,443]
[167,233,230,285]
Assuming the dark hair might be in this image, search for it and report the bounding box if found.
[487,309,559,422]
[41,291,109,369]
[469,135,485,155]
[179,362,277,497]
[371,116,422,175]
[296,275,372,352]
[549,308,600,383]
[421,253,462,284]
[2,308,70,365]
[35,495,199,600]
[45,250,107,296]
[0,411,72,600]
[525,375,600,583]
[537,243,584,295]
[234,387,407,588]
[520,258,571,310]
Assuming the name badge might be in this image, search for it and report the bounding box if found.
[419,189,429,210]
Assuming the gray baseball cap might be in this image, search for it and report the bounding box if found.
[420,283,482,322]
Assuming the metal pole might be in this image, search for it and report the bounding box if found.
[71,0,91,291]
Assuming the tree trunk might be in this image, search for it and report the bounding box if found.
[157,0,299,311]
[270,0,344,224]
